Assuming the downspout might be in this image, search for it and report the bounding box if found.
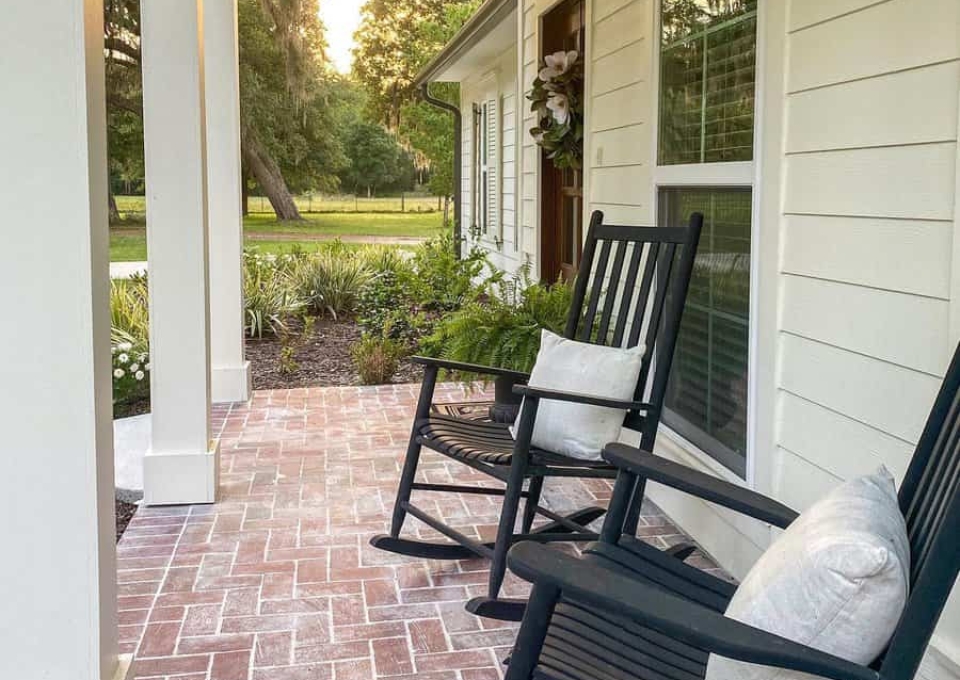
[420,82,462,259]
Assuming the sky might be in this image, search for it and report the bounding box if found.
[319,0,365,73]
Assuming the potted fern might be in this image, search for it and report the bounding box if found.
[422,279,572,421]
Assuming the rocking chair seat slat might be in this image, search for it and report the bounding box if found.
[508,532,742,680]
[416,414,615,469]
[527,537,737,680]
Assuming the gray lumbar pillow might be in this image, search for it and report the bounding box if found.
[706,467,909,680]
[510,329,645,460]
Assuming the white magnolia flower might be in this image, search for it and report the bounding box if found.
[113,368,125,379]
[118,342,133,352]
[546,93,571,125]
[539,50,578,81]
[130,363,139,372]
[135,371,145,381]
[118,353,129,364]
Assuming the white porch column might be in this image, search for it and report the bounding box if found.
[141,0,219,504]
[205,0,251,404]
[0,2,132,679]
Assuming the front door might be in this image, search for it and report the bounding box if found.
[540,0,584,284]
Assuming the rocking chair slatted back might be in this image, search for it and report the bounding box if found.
[881,344,960,680]
[564,211,703,438]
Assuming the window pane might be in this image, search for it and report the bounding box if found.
[660,187,751,476]
[658,0,756,165]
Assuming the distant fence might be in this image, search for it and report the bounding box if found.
[114,192,440,219]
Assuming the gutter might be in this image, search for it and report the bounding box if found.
[420,83,463,259]
[412,0,517,88]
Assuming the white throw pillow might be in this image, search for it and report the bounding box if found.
[510,329,645,461]
[706,467,909,680]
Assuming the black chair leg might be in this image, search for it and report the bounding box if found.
[504,582,560,680]
[390,437,423,537]
[622,476,647,537]
[488,459,527,598]
[389,366,438,537]
[522,476,545,534]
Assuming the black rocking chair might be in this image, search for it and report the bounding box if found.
[371,210,704,621]
[502,340,960,680]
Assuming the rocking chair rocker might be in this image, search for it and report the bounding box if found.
[502,341,960,680]
[370,210,704,621]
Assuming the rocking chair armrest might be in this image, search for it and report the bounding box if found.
[410,356,531,381]
[512,385,653,412]
[507,543,879,680]
[602,443,799,529]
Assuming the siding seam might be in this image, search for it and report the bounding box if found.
[779,329,945,379]
[777,389,917,447]
[786,0,893,35]
[786,57,960,96]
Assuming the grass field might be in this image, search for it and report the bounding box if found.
[115,193,442,216]
[110,211,443,261]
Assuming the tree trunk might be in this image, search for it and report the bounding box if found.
[242,132,302,221]
[241,166,250,216]
[108,188,121,224]
[442,195,450,229]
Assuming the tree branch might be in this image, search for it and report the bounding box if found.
[104,37,141,64]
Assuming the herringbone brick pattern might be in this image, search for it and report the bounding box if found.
[117,383,716,680]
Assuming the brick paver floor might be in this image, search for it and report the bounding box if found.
[117,383,718,680]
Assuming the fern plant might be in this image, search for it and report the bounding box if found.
[423,277,573,375]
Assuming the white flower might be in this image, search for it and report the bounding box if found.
[113,368,125,379]
[118,342,133,352]
[145,362,152,371]
[111,346,118,355]
[539,50,578,81]
[130,363,139,372]
[546,93,571,125]
[135,371,145,381]
[531,129,545,143]
[118,353,129,364]
[138,353,147,363]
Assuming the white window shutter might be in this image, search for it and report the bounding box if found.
[472,102,482,237]
[485,95,500,236]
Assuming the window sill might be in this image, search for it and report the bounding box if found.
[655,425,749,488]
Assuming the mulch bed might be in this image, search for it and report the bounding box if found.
[115,317,423,540]
[116,499,138,542]
[246,317,422,389]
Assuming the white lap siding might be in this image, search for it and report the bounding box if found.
[773,2,960,675]
[459,46,522,276]
[577,2,960,672]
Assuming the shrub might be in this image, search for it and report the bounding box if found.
[407,232,498,312]
[112,333,151,404]
[243,250,302,338]
[356,244,407,276]
[292,253,372,319]
[422,278,573,374]
[357,268,413,339]
[110,274,150,345]
[110,276,151,406]
[352,334,406,385]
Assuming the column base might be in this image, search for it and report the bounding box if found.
[211,360,251,404]
[112,655,135,680]
[143,440,220,505]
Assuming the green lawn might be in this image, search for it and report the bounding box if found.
[115,193,443,216]
[243,211,442,238]
[110,211,443,261]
